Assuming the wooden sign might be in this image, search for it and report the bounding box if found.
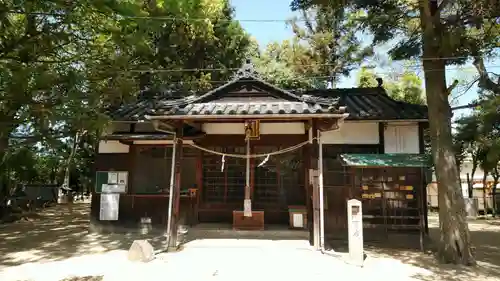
[245,120,260,140]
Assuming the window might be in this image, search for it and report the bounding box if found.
[133,146,197,194]
[254,146,305,207]
[202,146,246,203]
[254,146,279,204]
[133,146,172,194]
[322,144,380,189]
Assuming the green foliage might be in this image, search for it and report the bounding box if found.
[254,3,373,89]
[291,0,499,76]
[253,39,323,89]
[454,91,500,203]
[287,5,373,87]
[356,66,426,104]
[0,0,252,196]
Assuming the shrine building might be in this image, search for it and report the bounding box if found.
[91,61,431,249]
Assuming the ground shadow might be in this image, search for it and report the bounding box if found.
[326,215,500,281]
[1,205,499,281]
[0,203,168,268]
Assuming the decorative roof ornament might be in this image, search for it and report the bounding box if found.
[233,58,261,80]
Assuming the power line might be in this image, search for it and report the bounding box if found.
[0,55,483,68]
[123,60,448,73]
[4,9,500,33]
[4,10,304,22]
[126,65,500,76]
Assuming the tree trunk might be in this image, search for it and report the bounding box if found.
[58,131,82,203]
[466,173,472,198]
[482,172,488,215]
[0,136,8,202]
[424,63,475,264]
[492,181,498,217]
[470,160,478,198]
[419,1,475,265]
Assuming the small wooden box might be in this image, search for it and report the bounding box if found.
[288,205,307,229]
[232,210,265,230]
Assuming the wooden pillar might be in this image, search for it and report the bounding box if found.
[378,122,385,153]
[310,120,320,250]
[168,125,183,249]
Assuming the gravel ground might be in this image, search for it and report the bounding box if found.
[0,204,499,281]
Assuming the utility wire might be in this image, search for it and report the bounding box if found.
[4,9,500,31]
[0,55,486,66]
[126,65,500,76]
[4,10,304,22]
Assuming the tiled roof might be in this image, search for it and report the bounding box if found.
[108,87,427,121]
[156,101,343,117]
[301,88,428,120]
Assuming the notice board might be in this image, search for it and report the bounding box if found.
[95,171,128,193]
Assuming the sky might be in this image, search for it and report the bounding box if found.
[230,0,500,119]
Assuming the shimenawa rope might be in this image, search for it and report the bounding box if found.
[179,137,317,159]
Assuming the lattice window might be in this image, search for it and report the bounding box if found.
[254,146,279,205]
[133,145,197,194]
[323,145,380,189]
[226,147,246,202]
[202,147,225,203]
[202,146,246,203]
[253,146,306,207]
[278,147,305,206]
[133,146,172,194]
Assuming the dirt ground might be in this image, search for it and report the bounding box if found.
[0,204,499,281]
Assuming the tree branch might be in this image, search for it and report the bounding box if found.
[435,0,451,18]
[451,102,480,111]
[447,79,459,95]
[473,56,500,95]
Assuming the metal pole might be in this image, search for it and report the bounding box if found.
[165,136,177,249]
[318,130,325,250]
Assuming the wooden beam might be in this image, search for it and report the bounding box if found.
[153,120,176,132]
[184,120,201,131]
[317,118,339,131]
[378,122,385,153]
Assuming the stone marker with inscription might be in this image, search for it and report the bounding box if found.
[347,199,364,267]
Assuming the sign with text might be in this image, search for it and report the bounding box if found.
[100,193,120,221]
[347,199,364,267]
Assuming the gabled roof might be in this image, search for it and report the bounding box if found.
[108,87,427,121]
[300,88,428,120]
[107,61,427,121]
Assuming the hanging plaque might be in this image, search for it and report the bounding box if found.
[244,120,260,140]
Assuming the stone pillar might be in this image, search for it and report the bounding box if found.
[347,199,364,266]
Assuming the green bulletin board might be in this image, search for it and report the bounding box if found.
[95,171,128,193]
